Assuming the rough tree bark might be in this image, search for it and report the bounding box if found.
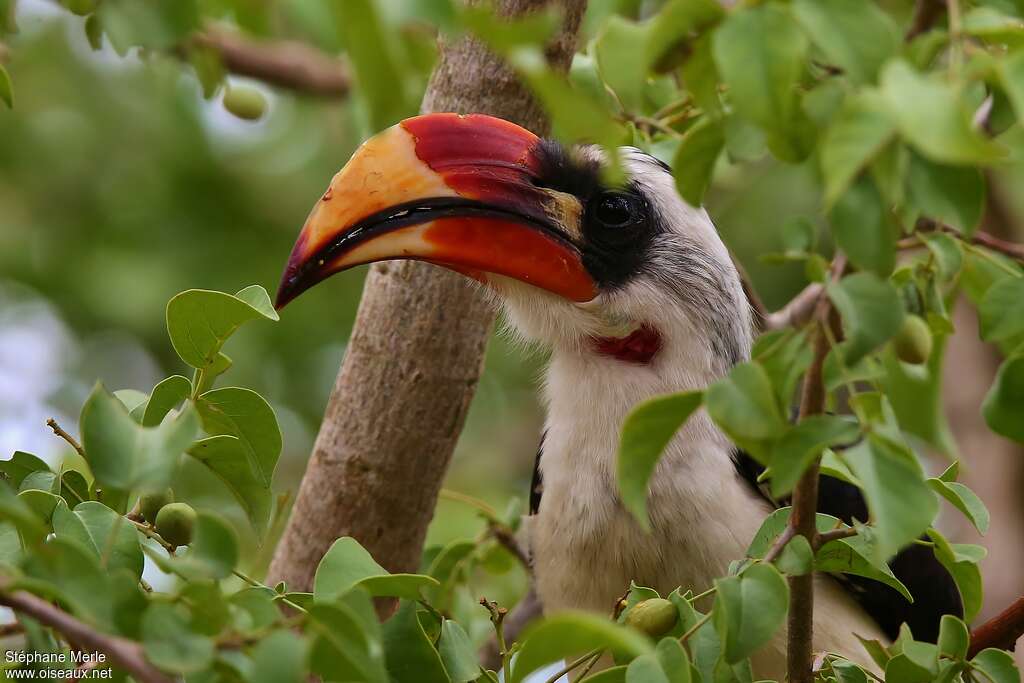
[268,0,587,591]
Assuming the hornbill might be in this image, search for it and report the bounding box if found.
[275,113,962,677]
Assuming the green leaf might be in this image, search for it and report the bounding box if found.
[250,630,307,683]
[971,649,1021,683]
[712,5,810,161]
[196,386,281,488]
[512,612,653,683]
[19,537,114,626]
[141,375,192,427]
[0,482,47,545]
[937,614,969,660]
[881,339,959,458]
[769,415,859,497]
[437,620,478,683]
[595,17,647,111]
[1000,50,1024,122]
[907,154,986,235]
[618,391,704,530]
[979,277,1024,347]
[827,273,905,365]
[382,601,448,683]
[820,93,897,207]
[713,563,789,664]
[705,361,787,458]
[165,286,277,371]
[983,355,1024,443]
[186,435,272,535]
[332,0,412,129]
[844,437,938,561]
[644,0,724,73]
[928,529,984,622]
[830,175,897,276]
[142,603,215,674]
[880,60,1005,165]
[52,501,143,579]
[791,0,899,84]
[653,637,691,683]
[928,478,990,534]
[314,537,439,602]
[627,653,670,683]
[0,452,49,489]
[776,534,814,576]
[308,594,388,683]
[512,51,626,151]
[172,511,238,579]
[0,63,12,108]
[921,232,965,281]
[673,117,725,207]
[80,383,198,493]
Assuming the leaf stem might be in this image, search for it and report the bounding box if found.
[543,648,602,683]
[679,612,713,645]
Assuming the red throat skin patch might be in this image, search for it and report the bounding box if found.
[591,325,663,364]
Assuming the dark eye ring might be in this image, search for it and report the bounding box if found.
[592,191,641,229]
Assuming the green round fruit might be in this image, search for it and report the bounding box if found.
[893,315,933,365]
[222,85,267,121]
[155,502,197,547]
[623,598,678,637]
[139,489,174,525]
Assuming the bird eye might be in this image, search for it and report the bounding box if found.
[593,191,640,229]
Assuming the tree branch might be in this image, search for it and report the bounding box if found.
[786,256,844,683]
[906,0,945,40]
[189,27,350,97]
[969,597,1024,658]
[762,283,824,332]
[0,584,172,683]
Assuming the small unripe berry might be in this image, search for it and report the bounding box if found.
[139,489,173,525]
[222,85,266,121]
[893,315,933,365]
[624,598,678,637]
[155,502,197,547]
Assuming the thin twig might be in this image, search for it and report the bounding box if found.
[679,612,713,645]
[544,648,602,683]
[763,525,797,564]
[488,524,531,572]
[479,585,542,672]
[0,583,173,683]
[968,596,1024,657]
[46,418,84,457]
[763,283,825,332]
[480,597,512,683]
[0,621,23,637]
[816,527,859,547]
[189,27,350,97]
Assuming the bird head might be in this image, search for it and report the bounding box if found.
[277,113,751,372]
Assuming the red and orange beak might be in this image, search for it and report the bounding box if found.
[275,113,597,309]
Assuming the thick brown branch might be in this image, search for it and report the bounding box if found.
[190,28,350,97]
[968,596,1024,658]
[0,585,172,683]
